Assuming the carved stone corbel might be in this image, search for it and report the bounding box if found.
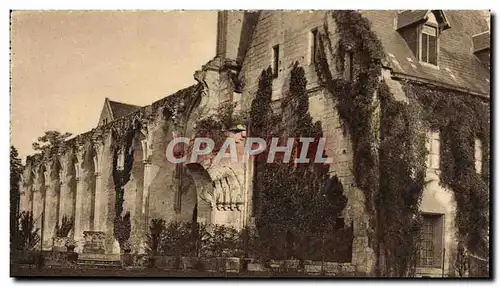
[92,137,104,176]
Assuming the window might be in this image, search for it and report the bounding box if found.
[272,44,280,78]
[475,138,483,174]
[418,214,444,268]
[309,28,318,65]
[102,118,108,125]
[420,25,438,65]
[419,217,435,267]
[426,130,440,170]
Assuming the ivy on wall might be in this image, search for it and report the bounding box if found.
[404,82,490,259]
[314,10,384,257]
[250,63,350,262]
[111,120,137,250]
[314,9,490,275]
[378,81,427,276]
[194,101,248,152]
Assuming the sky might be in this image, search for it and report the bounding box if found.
[10,10,217,161]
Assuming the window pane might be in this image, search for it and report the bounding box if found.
[431,154,440,169]
[428,35,437,65]
[419,216,435,267]
[431,137,440,154]
[421,34,428,63]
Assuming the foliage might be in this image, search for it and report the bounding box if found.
[404,82,490,258]
[54,215,74,238]
[452,242,468,277]
[194,101,248,151]
[145,219,241,260]
[111,122,137,249]
[314,12,386,257]
[313,10,490,276]
[31,130,73,159]
[145,218,167,257]
[314,10,427,275]
[249,63,350,262]
[10,146,23,248]
[204,224,242,257]
[249,67,278,217]
[12,211,41,251]
[377,81,427,276]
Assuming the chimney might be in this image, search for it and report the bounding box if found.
[216,11,259,63]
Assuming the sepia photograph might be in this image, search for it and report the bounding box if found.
[9,9,491,278]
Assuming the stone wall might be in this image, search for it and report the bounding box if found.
[237,10,374,272]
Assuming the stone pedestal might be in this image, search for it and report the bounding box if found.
[82,231,106,254]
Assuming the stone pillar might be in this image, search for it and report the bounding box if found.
[137,137,152,253]
[93,141,105,232]
[93,133,114,253]
[20,177,33,214]
[32,168,44,240]
[42,162,59,250]
[73,147,86,252]
[58,154,74,222]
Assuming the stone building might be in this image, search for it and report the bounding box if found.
[18,10,490,276]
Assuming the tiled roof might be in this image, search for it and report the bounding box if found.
[396,10,428,30]
[108,100,142,120]
[362,10,490,97]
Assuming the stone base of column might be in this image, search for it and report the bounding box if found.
[82,231,106,254]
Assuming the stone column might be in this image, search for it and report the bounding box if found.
[73,147,86,251]
[32,168,44,238]
[92,133,114,254]
[58,154,74,224]
[139,137,152,253]
[42,161,59,250]
[20,174,33,214]
[93,141,105,232]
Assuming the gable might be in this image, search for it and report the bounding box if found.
[97,98,113,127]
[97,98,141,127]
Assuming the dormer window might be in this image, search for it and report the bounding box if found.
[396,10,451,67]
[420,24,438,65]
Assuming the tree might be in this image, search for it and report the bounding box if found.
[10,146,23,249]
[32,130,72,158]
[252,63,349,261]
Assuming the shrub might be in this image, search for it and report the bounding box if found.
[54,215,73,238]
[13,211,40,251]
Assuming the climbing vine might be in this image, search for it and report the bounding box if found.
[111,119,137,250]
[378,81,427,276]
[314,9,385,257]
[250,64,350,262]
[404,82,490,259]
[194,101,248,151]
[314,10,490,276]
